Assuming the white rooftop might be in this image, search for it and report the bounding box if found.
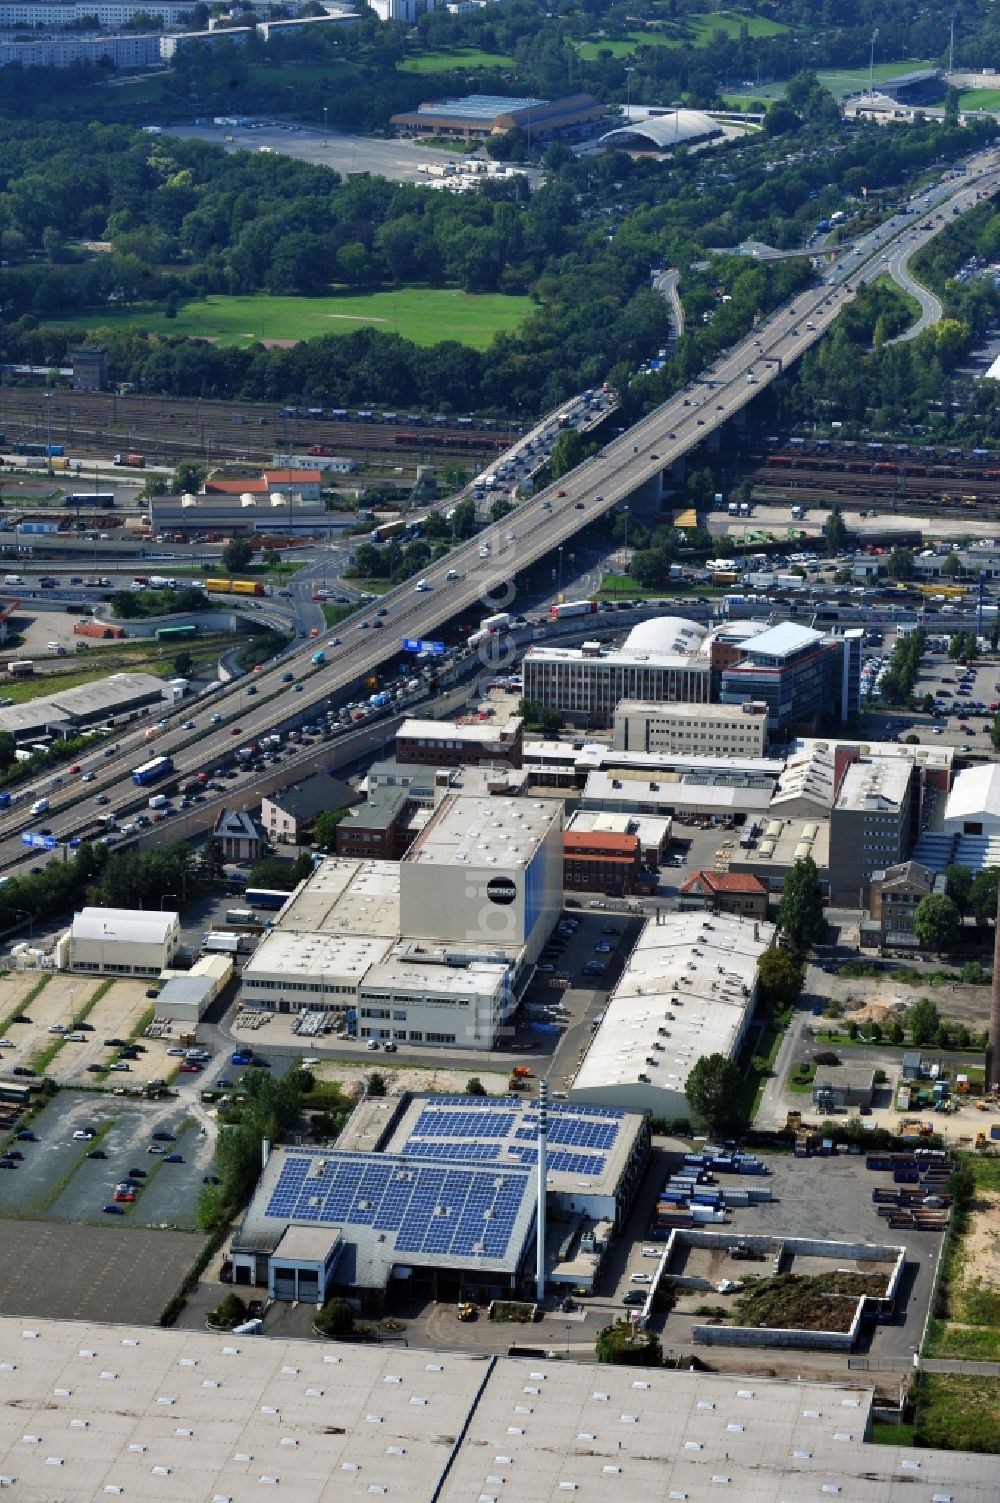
[398,716,521,743]
[404,793,561,866]
[583,768,774,814]
[836,757,912,812]
[360,957,507,998]
[70,907,178,945]
[526,638,709,668]
[244,929,395,985]
[4,1317,993,1502]
[275,858,401,939]
[739,621,824,659]
[573,912,774,1101]
[943,761,1000,827]
[615,698,767,723]
[622,615,707,654]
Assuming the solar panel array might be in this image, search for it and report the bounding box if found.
[264,1152,530,1262]
[400,1099,627,1180]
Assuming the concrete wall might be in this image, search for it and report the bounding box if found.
[99,610,245,639]
[692,1301,864,1351]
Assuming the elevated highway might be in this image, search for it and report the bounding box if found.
[0,148,997,871]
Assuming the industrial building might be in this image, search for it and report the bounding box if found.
[242,794,563,1048]
[522,617,710,727]
[828,758,914,904]
[2,1318,994,1503]
[943,761,1000,836]
[718,622,863,732]
[63,907,181,977]
[0,671,169,743]
[581,765,775,823]
[728,815,831,893]
[390,92,605,141]
[569,911,774,1120]
[395,714,524,767]
[613,698,768,757]
[231,1091,648,1304]
[149,488,331,538]
[521,738,782,790]
[155,953,233,1025]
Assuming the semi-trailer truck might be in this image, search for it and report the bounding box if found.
[549,600,597,619]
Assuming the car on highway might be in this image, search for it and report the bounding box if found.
[182,720,195,730]
[102,1204,125,1215]
[229,726,242,735]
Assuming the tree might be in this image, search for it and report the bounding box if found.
[366,1071,387,1097]
[940,552,962,579]
[314,1296,354,1338]
[222,537,253,573]
[685,1053,744,1137]
[290,852,314,885]
[969,867,1000,925]
[887,547,915,581]
[313,808,350,849]
[209,1292,248,1330]
[199,835,225,882]
[777,855,826,953]
[907,996,940,1047]
[171,459,206,495]
[0,732,15,772]
[890,1022,905,1045]
[465,1077,487,1096]
[248,856,297,891]
[173,649,194,677]
[595,1324,662,1366]
[944,862,973,912]
[913,894,961,951]
[756,948,804,1011]
[822,506,847,556]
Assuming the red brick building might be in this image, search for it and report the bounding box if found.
[563,830,642,895]
[679,870,769,918]
[395,716,523,769]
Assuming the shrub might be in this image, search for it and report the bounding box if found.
[315,1297,355,1338]
[209,1292,248,1330]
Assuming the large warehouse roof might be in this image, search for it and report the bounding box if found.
[70,907,177,944]
[943,761,1000,829]
[1,1316,995,1502]
[599,108,722,149]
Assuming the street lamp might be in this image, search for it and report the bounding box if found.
[625,66,636,123]
[159,892,177,912]
[868,27,879,102]
[557,546,564,598]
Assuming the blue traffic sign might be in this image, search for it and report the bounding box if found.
[402,638,445,656]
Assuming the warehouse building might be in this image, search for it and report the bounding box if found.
[65,907,181,977]
[581,766,774,824]
[569,911,774,1120]
[522,739,782,789]
[2,1318,995,1503]
[390,92,605,142]
[614,698,768,757]
[231,1091,648,1304]
[728,815,831,893]
[565,808,672,869]
[0,670,169,742]
[943,761,1000,836]
[241,794,563,1047]
[155,953,233,1026]
[150,487,330,538]
[522,616,709,728]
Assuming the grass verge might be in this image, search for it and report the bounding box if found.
[913,1373,1000,1452]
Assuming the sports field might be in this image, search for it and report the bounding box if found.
[722,57,937,108]
[50,289,535,351]
[958,87,1000,111]
[398,47,513,74]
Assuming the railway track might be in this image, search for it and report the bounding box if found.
[0,388,519,467]
[751,464,1000,516]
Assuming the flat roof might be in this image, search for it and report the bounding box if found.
[404,793,561,867]
[361,958,507,998]
[565,810,672,844]
[0,700,72,736]
[1,1317,995,1502]
[50,671,165,718]
[383,1093,643,1198]
[731,816,830,875]
[583,769,773,814]
[739,621,824,658]
[411,92,547,120]
[523,741,784,778]
[525,642,710,669]
[244,928,394,984]
[275,857,401,939]
[615,698,767,721]
[836,757,912,812]
[398,716,521,743]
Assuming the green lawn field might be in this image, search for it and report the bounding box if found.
[49,289,535,351]
[723,57,937,108]
[574,9,788,58]
[958,87,1000,111]
[398,48,514,74]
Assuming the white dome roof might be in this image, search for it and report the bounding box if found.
[599,110,722,150]
[624,616,706,655]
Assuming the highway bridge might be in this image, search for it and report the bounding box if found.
[0,147,997,872]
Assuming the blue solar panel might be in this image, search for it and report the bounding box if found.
[397,1099,624,1179]
[264,1151,530,1262]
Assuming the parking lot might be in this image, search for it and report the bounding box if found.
[0,972,179,1087]
[0,1090,214,1229]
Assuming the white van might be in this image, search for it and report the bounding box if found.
[5,574,24,586]
[30,797,49,816]
[148,793,168,809]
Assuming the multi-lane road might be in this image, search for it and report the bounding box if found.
[1,146,997,868]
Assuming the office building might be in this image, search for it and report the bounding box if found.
[570,911,774,1120]
[719,622,863,732]
[65,907,180,977]
[564,808,672,869]
[829,758,914,903]
[335,786,416,860]
[563,828,644,895]
[523,617,710,728]
[395,714,524,767]
[614,698,768,757]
